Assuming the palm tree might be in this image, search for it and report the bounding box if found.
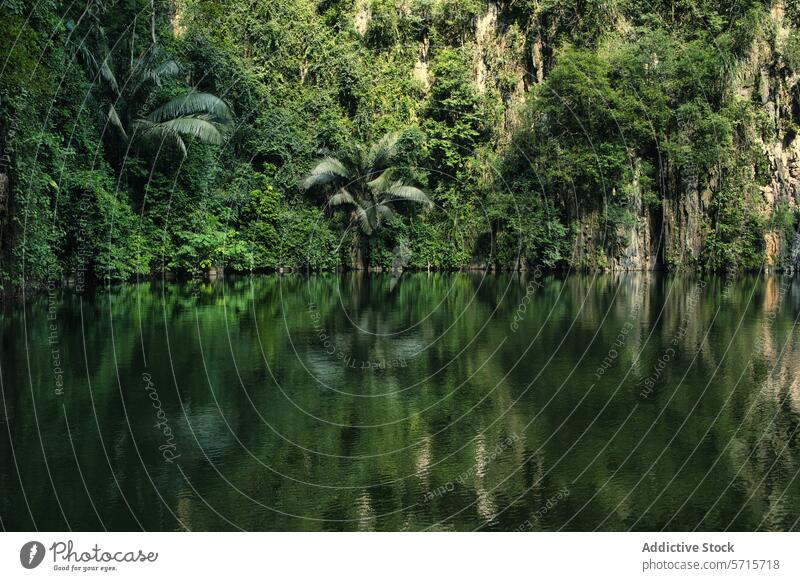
[302,132,432,268]
[68,20,233,164]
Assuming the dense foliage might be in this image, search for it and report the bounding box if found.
[1,0,798,290]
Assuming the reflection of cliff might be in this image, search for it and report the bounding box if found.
[752,276,799,411]
[699,274,800,530]
[724,347,800,530]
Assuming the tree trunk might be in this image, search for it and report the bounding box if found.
[0,125,9,278]
[351,231,368,270]
[150,0,158,46]
[346,208,369,270]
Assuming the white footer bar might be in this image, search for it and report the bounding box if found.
[1,532,798,579]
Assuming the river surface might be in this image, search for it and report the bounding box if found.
[2,273,800,531]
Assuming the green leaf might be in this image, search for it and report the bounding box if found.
[148,92,232,124]
[134,116,226,154]
[329,189,357,207]
[387,181,432,207]
[302,157,350,190]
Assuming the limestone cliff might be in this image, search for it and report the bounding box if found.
[412,0,800,271]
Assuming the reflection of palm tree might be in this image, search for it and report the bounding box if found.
[302,133,431,267]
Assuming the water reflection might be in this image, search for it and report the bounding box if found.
[1,272,799,531]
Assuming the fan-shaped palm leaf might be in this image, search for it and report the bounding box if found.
[75,44,119,93]
[302,172,340,190]
[144,59,181,85]
[148,92,232,124]
[375,203,395,222]
[354,206,372,235]
[131,58,181,93]
[105,104,128,140]
[368,131,402,172]
[366,168,395,192]
[386,181,433,207]
[135,116,226,146]
[97,57,119,93]
[311,157,350,178]
[302,157,350,190]
[329,189,357,207]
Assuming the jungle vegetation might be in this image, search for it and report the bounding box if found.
[302,131,432,267]
[1,0,798,290]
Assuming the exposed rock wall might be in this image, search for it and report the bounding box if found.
[735,1,799,270]
[464,0,799,271]
[347,1,797,272]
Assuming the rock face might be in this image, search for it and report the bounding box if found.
[612,2,797,272]
[470,1,528,132]
[735,2,800,271]
[413,37,430,90]
[463,0,799,271]
[661,167,711,270]
[354,1,371,37]
[474,1,498,93]
[618,162,657,271]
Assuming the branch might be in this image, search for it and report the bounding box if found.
[150,0,157,46]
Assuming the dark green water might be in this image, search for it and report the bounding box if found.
[2,273,800,531]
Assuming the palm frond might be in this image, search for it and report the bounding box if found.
[329,189,357,207]
[302,172,339,190]
[375,203,395,222]
[354,206,372,235]
[368,131,402,172]
[130,44,179,79]
[105,105,128,140]
[366,168,395,192]
[173,135,188,157]
[135,116,226,148]
[386,181,432,207]
[151,59,181,82]
[312,157,349,177]
[148,92,232,124]
[75,43,119,93]
[302,157,350,190]
[98,57,119,93]
[133,59,181,92]
[132,120,198,157]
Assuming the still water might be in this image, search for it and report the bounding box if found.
[1,273,799,531]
